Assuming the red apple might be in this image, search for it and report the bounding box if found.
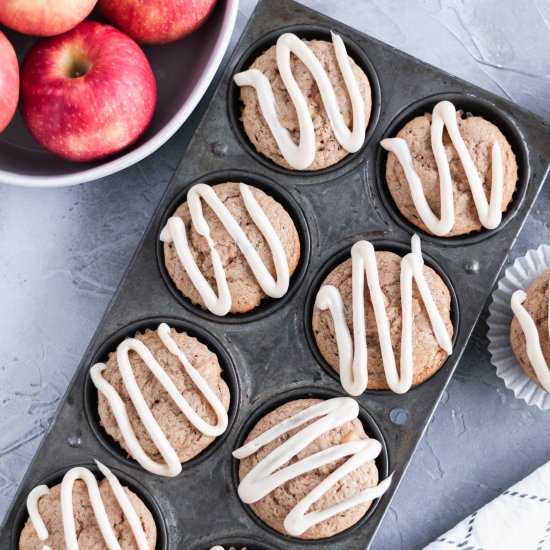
[0,31,19,133]
[99,0,217,45]
[20,21,157,163]
[0,0,98,37]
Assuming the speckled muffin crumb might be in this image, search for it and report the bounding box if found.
[98,326,230,464]
[385,111,518,236]
[239,39,372,170]
[312,250,453,389]
[238,398,379,539]
[19,478,156,549]
[510,269,550,389]
[164,182,301,313]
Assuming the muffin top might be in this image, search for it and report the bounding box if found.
[510,268,550,392]
[20,465,156,550]
[383,102,518,237]
[236,398,384,539]
[313,242,453,393]
[238,35,372,170]
[94,323,230,475]
[162,182,301,315]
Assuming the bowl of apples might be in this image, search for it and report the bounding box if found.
[0,0,239,187]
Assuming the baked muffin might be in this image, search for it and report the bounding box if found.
[234,397,389,540]
[236,33,372,170]
[161,182,301,315]
[510,268,550,392]
[92,322,230,476]
[20,464,156,549]
[312,240,453,393]
[382,100,518,237]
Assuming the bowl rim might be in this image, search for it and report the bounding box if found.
[0,0,239,188]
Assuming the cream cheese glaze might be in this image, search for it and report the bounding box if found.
[234,32,366,170]
[91,322,228,477]
[26,461,149,550]
[511,282,550,392]
[233,397,391,537]
[160,183,289,316]
[380,100,504,236]
[315,235,452,395]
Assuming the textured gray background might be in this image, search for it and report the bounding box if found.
[0,1,549,548]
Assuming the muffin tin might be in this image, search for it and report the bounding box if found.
[3,0,550,548]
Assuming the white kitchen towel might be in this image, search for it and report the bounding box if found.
[424,461,550,550]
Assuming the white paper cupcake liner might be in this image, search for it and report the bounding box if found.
[487,243,550,410]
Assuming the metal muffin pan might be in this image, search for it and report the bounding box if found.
[2,0,549,548]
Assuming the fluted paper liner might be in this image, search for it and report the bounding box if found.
[487,244,550,410]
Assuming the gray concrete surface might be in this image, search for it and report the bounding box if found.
[0,1,549,548]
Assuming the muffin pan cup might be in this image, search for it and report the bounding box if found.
[230,386,390,546]
[156,170,312,324]
[304,238,461,393]
[374,92,531,246]
[3,1,550,549]
[83,316,241,472]
[227,23,382,179]
[10,463,169,550]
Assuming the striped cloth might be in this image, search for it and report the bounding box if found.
[425,461,550,550]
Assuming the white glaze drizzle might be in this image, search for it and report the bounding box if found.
[511,280,550,392]
[91,322,228,477]
[26,461,150,550]
[26,486,51,550]
[380,100,504,236]
[234,32,366,170]
[160,183,289,316]
[315,235,452,395]
[233,397,392,537]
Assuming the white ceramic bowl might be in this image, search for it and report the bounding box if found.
[0,0,238,187]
